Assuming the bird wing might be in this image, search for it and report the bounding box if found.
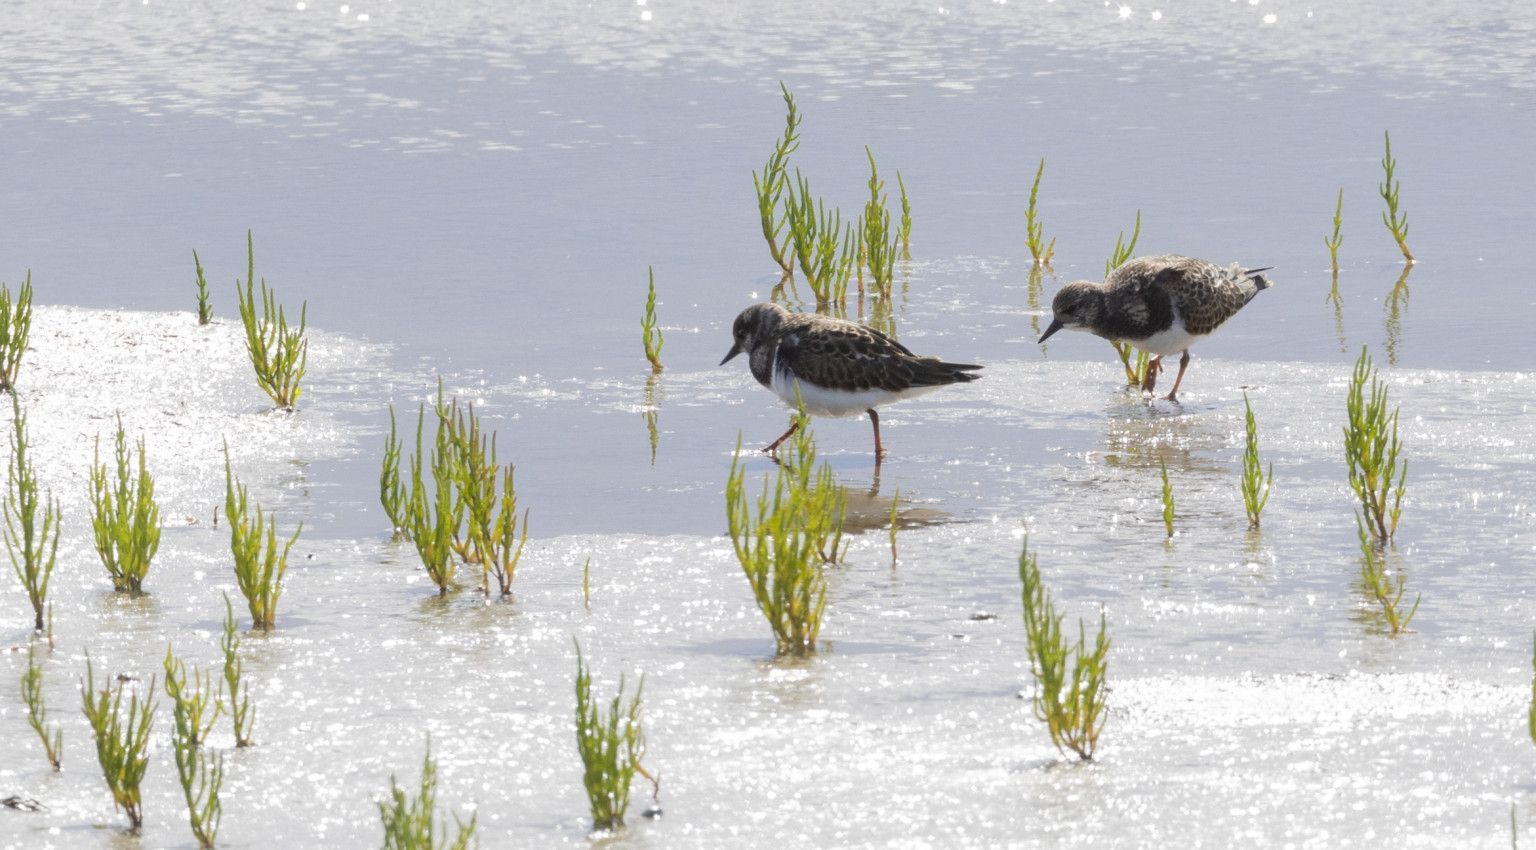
[1113,255,1265,337]
[1102,256,1178,340]
[1166,261,1269,336]
[776,320,925,393]
[780,317,986,394]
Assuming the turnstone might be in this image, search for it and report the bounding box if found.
[1037,254,1272,401]
[720,303,982,460]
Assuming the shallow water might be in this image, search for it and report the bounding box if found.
[3,2,1536,847]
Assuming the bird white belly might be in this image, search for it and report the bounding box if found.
[1134,305,1205,356]
[768,366,926,417]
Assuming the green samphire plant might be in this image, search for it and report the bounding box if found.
[379,738,478,850]
[5,393,59,633]
[574,641,651,833]
[225,444,302,629]
[1324,188,1344,274]
[21,644,63,770]
[641,266,664,372]
[81,653,156,831]
[1344,347,1406,545]
[88,416,162,594]
[0,270,34,393]
[192,250,213,325]
[785,170,857,312]
[235,231,309,410]
[221,594,256,747]
[165,646,224,848]
[1018,539,1110,761]
[1240,393,1274,529]
[1158,458,1176,539]
[861,147,900,298]
[388,387,530,596]
[753,81,802,280]
[1378,130,1415,264]
[725,414,845,656]
[1024,158,1056,266]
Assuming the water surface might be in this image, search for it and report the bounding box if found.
[2,2,1535,847]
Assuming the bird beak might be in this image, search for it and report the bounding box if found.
[1037,318,1065,344]
[719,342,743,366]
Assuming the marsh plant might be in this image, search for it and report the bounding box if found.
[1018,540,1110,761]
[443,398,529,596]
[1026,265,1047,341]
[225,446,301,629]
[221,595,255,747]
[21,644,63,770]
[5,394,60,633]
[89,417,162,594]
[1529,633,1536,748]
[753,81,802,280]
[1378,131,1415,264]
[165,647,224,848]
[1356,515,1419,636]
[861,147,900,297]
[381,406,409,532]
[1344,347,1406,545]
[390,388,530,596]
[235,232,309,410]
[1104,212,1150,387]
[163,647,223,750]
[641,267,664,373]
[0,271,34,393]
[786,170,858,312]
[896,171,912,257]
[1024,158,1057,266]
[1324,188,1344,274]
[1324,189,1346,317]
[81,654,156,830]
[400,397,465,594]
[379,739,478,850]
[1103,210,1141,278]
[1158,458,1175,539]
[193,250,213,325]
[1240,393,1274,529]
[574,641,649,833]
[725,418,846,657]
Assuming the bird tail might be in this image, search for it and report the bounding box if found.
[915,360,983,386]
[1242,266,1274,290]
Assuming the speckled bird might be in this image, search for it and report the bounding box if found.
[720,303,982,461]
[1037,254,1273,401]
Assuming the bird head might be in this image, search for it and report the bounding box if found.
[1038,281,1104,343]
[720,302,788,365]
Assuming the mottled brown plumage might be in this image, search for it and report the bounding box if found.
[1037,254,1272,401]
[720,303,981,459]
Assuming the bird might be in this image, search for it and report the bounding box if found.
[720,303,982,461]
[1037,254,1272,401]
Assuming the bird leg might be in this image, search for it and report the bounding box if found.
[868,408,886,463]
[1141,356,1164,395]
[763,419,801,455]
[1164,350,1192,402]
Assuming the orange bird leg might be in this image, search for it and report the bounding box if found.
[1165,349,1192,402]
[763,419,801,455]
[1141,355,1164,394]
